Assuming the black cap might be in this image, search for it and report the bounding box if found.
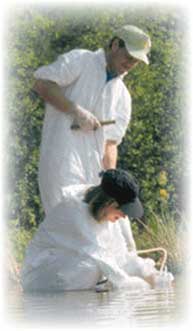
[100,169,144,219]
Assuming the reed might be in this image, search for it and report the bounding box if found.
[133,208,189,274]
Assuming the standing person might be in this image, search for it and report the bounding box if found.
[21,169,173,292]
[33,25,151,214]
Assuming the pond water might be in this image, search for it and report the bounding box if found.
[5,277,186,329]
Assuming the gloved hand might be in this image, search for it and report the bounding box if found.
[70,104,101,131]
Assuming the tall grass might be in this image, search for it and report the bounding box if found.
[132,208,189,274]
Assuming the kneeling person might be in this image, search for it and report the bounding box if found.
[21,169,171,292]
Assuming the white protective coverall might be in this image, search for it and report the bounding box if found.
[34,49,132,214]
[21,185,159,292]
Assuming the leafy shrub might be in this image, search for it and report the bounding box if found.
[7,219,36,264]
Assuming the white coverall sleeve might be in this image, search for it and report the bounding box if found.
[124,253,157,279]
[34,50,85,87]
[90,249,151,290]
[104,85,132,145]
[118,217,136,252]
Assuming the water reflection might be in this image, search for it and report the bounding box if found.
[6,280,185,328]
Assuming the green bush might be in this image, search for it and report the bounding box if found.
[7,219,36,264]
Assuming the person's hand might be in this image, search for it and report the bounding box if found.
[144,273,156,288]
[70,104,101,131]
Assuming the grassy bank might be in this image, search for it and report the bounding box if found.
[132,208,188,274]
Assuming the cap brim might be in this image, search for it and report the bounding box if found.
[126,48,149,65]
[120,197,144,219]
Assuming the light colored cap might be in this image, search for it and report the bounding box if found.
[114,25,151,64]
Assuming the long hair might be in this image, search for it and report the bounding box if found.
[84,185,116,221]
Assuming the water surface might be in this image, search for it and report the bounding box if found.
[6,278,185,329]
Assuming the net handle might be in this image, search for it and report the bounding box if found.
[71,119,116,130]
[137,247,168,272]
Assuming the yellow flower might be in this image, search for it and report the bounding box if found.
[158,170,168,186]
[159,189,169,200]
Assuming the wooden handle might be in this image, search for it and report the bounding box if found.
[71,119,116,130]
[100,120,116,125]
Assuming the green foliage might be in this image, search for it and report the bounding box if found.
[8,219,36,264]
[5,6,187,228]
